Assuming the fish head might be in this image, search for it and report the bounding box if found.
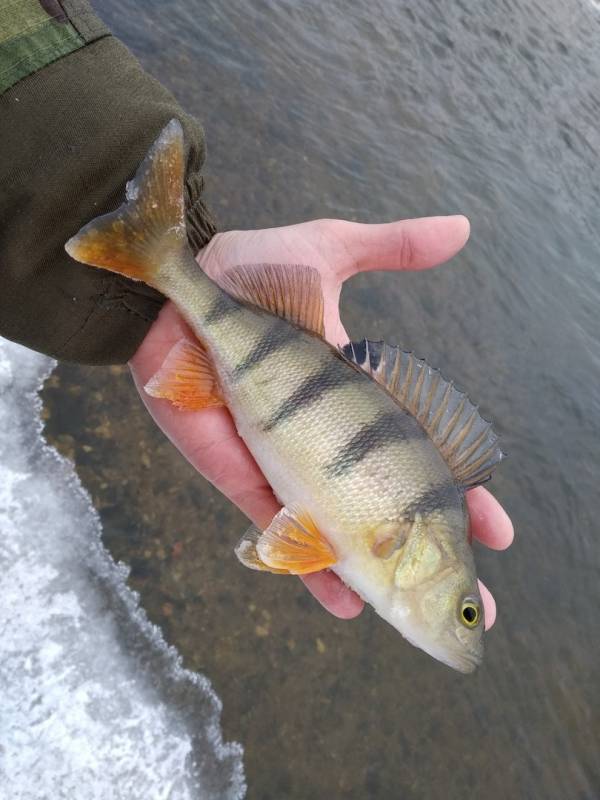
[380,510,484,672]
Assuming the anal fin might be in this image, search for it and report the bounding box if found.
[144,338,225,410]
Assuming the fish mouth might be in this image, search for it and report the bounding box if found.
[400,628,483,673]
[408,638,483,673]
[440,641,484,674]
[416,632,483,673]
[383,603,484,673]
[445,651,481,674]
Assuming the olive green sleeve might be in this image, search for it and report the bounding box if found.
[0,1,216,365]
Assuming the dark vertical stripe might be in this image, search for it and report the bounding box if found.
[402,482,460,518]
[325,411,425,477]
[233,321,297,378]
[263,358,362,432]
[204,294,241,325]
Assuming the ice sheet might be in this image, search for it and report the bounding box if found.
[0,339,245,799]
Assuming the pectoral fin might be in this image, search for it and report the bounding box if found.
[234,507,336,575]
[144,338,225,410]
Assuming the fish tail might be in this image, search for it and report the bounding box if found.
[65,119,188,290]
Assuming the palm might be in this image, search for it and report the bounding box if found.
[130,217,513,624]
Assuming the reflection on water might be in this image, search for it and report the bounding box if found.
[43,1,600,797]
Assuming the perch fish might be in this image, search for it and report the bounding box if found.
[65,119,504,673]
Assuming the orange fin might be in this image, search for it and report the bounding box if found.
[65,119,188,288]
[144,338,224,410]
[234,525,290,574]
[220,263,325,336]
[235,506,336,575]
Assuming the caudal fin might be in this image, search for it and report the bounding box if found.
[65,118,188,289]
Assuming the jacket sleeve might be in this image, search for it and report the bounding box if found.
[0,1,216,365]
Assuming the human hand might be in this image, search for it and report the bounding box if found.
[129,216,513,625]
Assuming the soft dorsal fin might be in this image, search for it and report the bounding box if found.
[341,339,504,488]
[220,263,325,336]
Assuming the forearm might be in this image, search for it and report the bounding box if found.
[0,1,215,364]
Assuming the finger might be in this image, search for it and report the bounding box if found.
[300,570,364,619]
[335,215,470,280]
[478,580,496,630]
[467,486,514,550]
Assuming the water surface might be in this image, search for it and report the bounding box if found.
[44,1,600,797]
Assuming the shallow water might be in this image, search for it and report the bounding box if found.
[43,0,599,797]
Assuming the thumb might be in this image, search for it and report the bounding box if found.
[336,215,470,280]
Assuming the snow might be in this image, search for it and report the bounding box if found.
[125,179,139,201]
[0,339,246,800]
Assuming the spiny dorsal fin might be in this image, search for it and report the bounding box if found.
[341,339,504,488]
[220,264,325,336]
[234,506,336,575]
[144,338,225,410]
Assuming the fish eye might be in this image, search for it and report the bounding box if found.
[460,598,481,628]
